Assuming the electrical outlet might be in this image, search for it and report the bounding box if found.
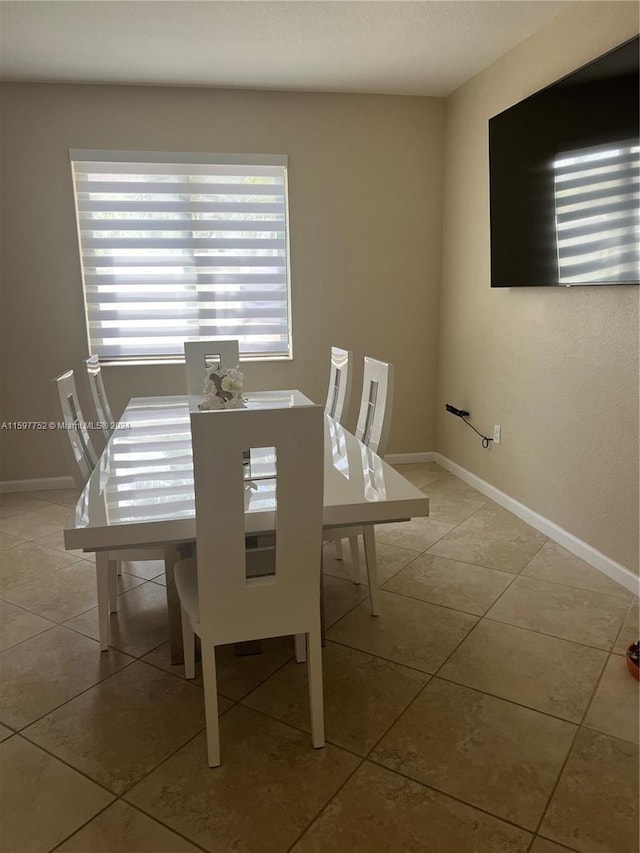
[493,425,501,445]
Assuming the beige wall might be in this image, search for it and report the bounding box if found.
[0,84,445,478]
[437,1,639,573]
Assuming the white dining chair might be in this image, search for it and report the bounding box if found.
[175,403,325,767]
[184,339,240,397]
[324,346,353,426]
[54,369,99,489]
[355,356,394,457]
[53,370,164,649]
[86,354,115,442]
[324,356,394,615]
[323,346,353,563]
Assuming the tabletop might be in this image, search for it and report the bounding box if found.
[64,391,429,552]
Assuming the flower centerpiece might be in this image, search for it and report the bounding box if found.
[198,365,246,410]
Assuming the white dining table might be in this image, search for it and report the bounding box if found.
[64,390,429,659]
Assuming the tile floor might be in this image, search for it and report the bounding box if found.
[0,463,638,852]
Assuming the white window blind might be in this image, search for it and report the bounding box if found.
[70,150,292,360]
[553,141,639,284]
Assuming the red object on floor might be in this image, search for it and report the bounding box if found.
[626,642,640,681]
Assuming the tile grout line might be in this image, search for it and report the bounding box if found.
[526,615,635,845]
[236,697,367,760]
[20,712,212,847]
[13,730,118,801]
[481,612,626,654]
[329,619,616,728]
[367,675,581,849]
[514,570,633,601]
[362,671,581,834]
[0,556,90,601]
[327,593,627,717]
[1,635,145,731]
[0,616,57,654]
[283,756,366,851]
[527,836,581,853]
[476,539,548,618]
[324,545,421,589]
[516,547,634,600]
[482,616,624,654]
[46,801,122,853]
[1,594,88,629]
[356,583,483,756]
[526,720,583,846]
[237,637,612,760]
[14,654,139,735]
[431,672,591,728]
[48,798,212,853]
[326,602,630,730]
[374,582,509,619]
[363,752,541,839]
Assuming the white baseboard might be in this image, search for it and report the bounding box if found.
[0,476,76,493]
[385,452,437,465]
[434,453,639,596]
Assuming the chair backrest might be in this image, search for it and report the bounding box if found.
[86,355,115,441]
[184,340,240,396]
[190,403,324,646]
[52,370,98,488]
[354,356,394,457]
[324,346,353,425]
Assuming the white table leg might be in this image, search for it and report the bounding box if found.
[108,558,118,613]
[294,634,307,662]
[164,544,184,665]
[307,620,325,749]
[96,551,111,651]
[348,535,361,584]
[362,525,379,616]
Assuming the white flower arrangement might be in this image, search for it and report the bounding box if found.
[199,365,246,410]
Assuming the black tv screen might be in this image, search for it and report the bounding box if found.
[489,36,639,287]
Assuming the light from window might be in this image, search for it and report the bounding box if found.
[553,141,639,284]
[70,150,292,360]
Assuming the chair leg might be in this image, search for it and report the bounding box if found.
[294,633,306,663]
[362,525,380,616]
[181,607,196,680]
[201,642,221,767]
[334,538,343,560]
[307,623,325,749]
[348,536,361,584]
[95,552,110,651]
[108,559,118,613]
[320,563,326,647]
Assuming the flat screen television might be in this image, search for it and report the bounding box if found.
[489,36,639,287]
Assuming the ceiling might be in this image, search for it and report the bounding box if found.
[0,0,571,97]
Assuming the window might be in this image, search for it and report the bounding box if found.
[70,150,292,360]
